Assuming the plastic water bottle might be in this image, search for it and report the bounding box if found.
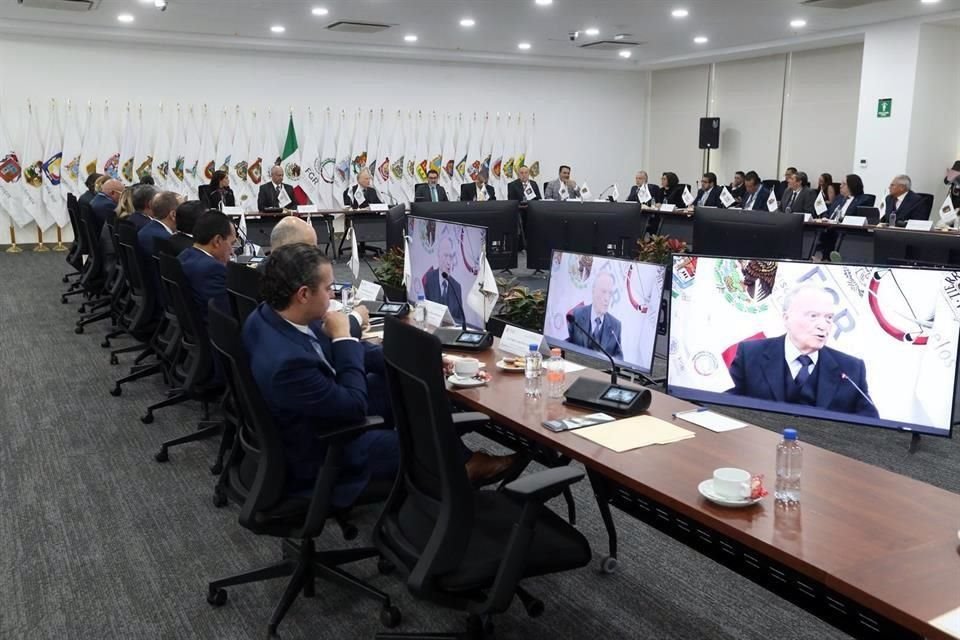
[341,285,354,312]
[775,428,802,504]
[546,348,566,399]
[524,344,542,399]
[413,294,427,329]
[889,212,897,228]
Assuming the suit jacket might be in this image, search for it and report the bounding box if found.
[459,182,496,202]
[566,304,623,359]
[824,193,871,220]
[178,247,227,328]
[626,184,662,205]
[165,232,195,256]
[243,302,381,505]
[258,182,297,211]
[422,267,464,325]
[882,191,926,226]
[739,187,771,211]
[413,183,449,202]
[208,187,236,210]
[343,185,383,209]
[694,186,723,208]
[779,187,817,213]
[78,190,97,209]
[728,184,747,203]
[658,186,686,208]
[137,219,173,263]
[507,179,542,202]
[727,335,878,418]
[127,210,151,230]
[543,179,579,200]
[90,192,117,237]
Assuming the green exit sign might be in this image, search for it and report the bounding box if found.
[877,98,892,118]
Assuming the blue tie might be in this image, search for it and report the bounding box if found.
[306,329,336,375]
[794,354,813,388]
[430,186,437,202]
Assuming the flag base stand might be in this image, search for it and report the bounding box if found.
[33,228,50,252]
[5,226,23,253]
[53,227,68,252]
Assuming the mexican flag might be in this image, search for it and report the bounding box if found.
[281,113,309,206]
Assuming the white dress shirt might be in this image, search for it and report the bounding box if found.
[784,338,818,380]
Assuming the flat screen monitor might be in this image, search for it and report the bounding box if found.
[693,206,804,260]
[543,250,666,375]
[409,201,518,270]
[406,216,488,330]
[667,255,959,438]
[873,227,960,268]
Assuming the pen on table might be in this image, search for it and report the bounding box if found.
[672,407,708,418]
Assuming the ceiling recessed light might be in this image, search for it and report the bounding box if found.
[117,13,134,23]
[404,34,418,42]
[585,27,600,36]
[671,8,689,18]
[271,25,285,33]
[790,19,807,28]
[921,0,941,4]
[613,34,627,40]
[460,18,476,27]
[693,35,708,44]
[535,0,553,5]
[311,7,329,16]
[518,42,532,50]
[618,50,632,59]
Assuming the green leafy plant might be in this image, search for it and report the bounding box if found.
[495,278,547,331]
[372,246,405,289]
[636,234,688,265]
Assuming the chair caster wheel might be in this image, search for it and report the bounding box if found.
[155,448,169,463]
[101,339,111,348]
[141,412,154,424]
[60,297,68,304]
[377,558,395,575]
[206,587,228,607]
[62,275,69,283]
[341,523,358,541]
[109,355,119,365]
[78,306,86,314]
[266,624,281,638]
[380,605,402,628]
[109,385,122,397]
[209,461,223,475]
[522,598,544,618]
[74,326,84,335]
[212,488,228,508]
[600,556,618,574]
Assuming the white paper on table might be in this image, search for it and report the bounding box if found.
[355,280,383,302]
[562,361,586,373]
[660,204,676,213]
[673,409,748,433]
[803,213,812,222]
[905,219,934,231]
[297,204,318,214]
[221,206,243,216]
[840,215,867,227]
[421,299,453,327]
[499,325,545,357]
[368,203,389,212]
[930,606,960,637]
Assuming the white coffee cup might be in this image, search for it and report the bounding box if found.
[712,467,751,501]
[453,357,480,379]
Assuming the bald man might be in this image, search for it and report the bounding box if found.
[90,178,124,237]
[257,165,297,212]
[270,216,317,250]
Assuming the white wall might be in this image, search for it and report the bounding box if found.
[646,65,709,188]
[0,35,648,245]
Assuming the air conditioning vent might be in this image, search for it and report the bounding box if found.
[326,20,392,34]
[580,40,642,51]
[17,0,99,10]
[801,0,885,8]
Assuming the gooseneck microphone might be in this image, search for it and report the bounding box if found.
[840,372,876,408]
[442,271,468,332]
[567,312,618,385]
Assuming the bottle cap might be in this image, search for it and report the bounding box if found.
[529,344,539,351]
[783,428,798,440]
[551,348,562,356]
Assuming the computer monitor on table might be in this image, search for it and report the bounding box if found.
[543,250,666,375]
[873,227,960,268]
[693,206,804,260]
[406,216,488,330]
[408,201,518,270]
[667,255,959,438]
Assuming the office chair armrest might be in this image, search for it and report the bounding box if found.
[316,416,385,444]
[451,411,490,431]
[503,466,584,504]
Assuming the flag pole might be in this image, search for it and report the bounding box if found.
[33,227,50,252]
[53,226,68,252]
[6,226,23,253]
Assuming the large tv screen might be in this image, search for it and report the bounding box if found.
[543,250,666,375]
[406,216,488,330]
[667,255,960,437]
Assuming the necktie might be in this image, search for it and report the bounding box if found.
[794,354,813,388]
[890,199,899,215]
[275,184,281,202]
[307,329,335,375]
[440,280,447,303]
[744,192,755,210]
[431,186,437,202]
[592,317,603,343]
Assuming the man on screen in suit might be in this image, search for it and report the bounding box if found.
[258,165,297,211]
[343,169,383,209]
[178,210,236,330]
[460,172,496,202]
[727,285,878,419]
[414,169,449,202]
[881,174,925,227]
[778,171,817,213]
[507,165,542,202]
[626,170,662,205]
[543,165,579,200]
[739,171,770,211]
[694,172,723,208]
[566,271,623,359]
[422,234,464,325]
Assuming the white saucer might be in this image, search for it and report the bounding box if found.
[495,359,525,372]
[698,479,763,508]
[447,374,486,388]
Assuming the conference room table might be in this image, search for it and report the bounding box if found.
[229,208,390,258]
[439,337,960,640]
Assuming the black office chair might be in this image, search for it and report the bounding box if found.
[198,184,213,209]
[61,203,105,306]
[63,193,85,283]
[863,194,877,207]
[204,304,401,638]
[74,219,128,333]
[373,318,591,639]
[226,261,262,325]
[916,192,935,220]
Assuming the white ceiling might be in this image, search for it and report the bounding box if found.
[2,0,960,69]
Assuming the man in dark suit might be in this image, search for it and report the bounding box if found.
[565,271,623,359]
[507,165,542,202]
[164,200,205,256]
[460,172,496,202]
[625,170,662,205]
[78,172,103,208]
[414,170,449,202]
[127,184,157,231]
[881,174,925,227]
[728,171,746,204]
[343,169,382,209]
[776,167,797,201]
[694,172,723,208]
[257,165,297,211]
[178,210,236,329]
[422,234,464,325]
[90,178,124,237]
[244,244,515,505]
[778,171,817,213]
[739,171,770,211]
[728,285,878,418]
[137,191,179,260]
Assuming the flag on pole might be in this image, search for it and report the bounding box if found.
[814,190,828,216]
[334,110,353,206]
[96,103,121,180]
[0,111,31,228]
[579,182,592,200]
[719,185,736,208]
[466,113,484,183]
[245,111,264,199]
[681,184,695,207]
[319,108,337,209]
[414,111,429,183]
[491,115,506,199]
[61,101,84,198]
[373,111,391,204]
[404,112,420,201]
[281,112,309,206]
[368,108,383,178]
[454,113,470,192]
[42,102,66,227]
[637,183,651,204]
[300,109,321,207]
[260,109,281,178]
[427,112,442,180]
[215,107,233,175]
[388,111,406,205]
[465,252,499,323]
[877,197,886,220]
[152,106,171,191]
[183,107,202,195]
[230,109,254,210]
[501,114,516,188]
[938,193,958,226]
[348,225,360,280]
[558,181,569,201]
[441,114,457,195]
[119,105,138,183]
[611,184,620,202]
[766,187,778,212]
[198,106,216,187]
[524,115,539,180]
[78,103,98,188]
[352,108,370,180]
[23,103,55,230]
[134,105,154,181]
[515,115,526,174]
[480,114,494,179]
[402,235,412,287]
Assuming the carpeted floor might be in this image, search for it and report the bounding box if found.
[1,250,957,640]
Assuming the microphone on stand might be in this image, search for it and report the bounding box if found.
[596,184,616,202]
[840,372,876,408]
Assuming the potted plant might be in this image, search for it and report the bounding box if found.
[636,234,688,265]
[372,246,407,302]
[487,278,547,336]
